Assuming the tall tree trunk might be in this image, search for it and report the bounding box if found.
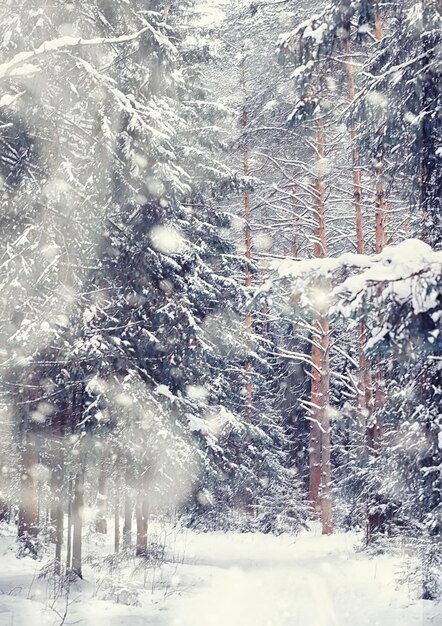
[420,0,442,246]
[114,493,120,554]
[319,319,332,535]
[344,33,373,440]
[309,119,332,533]
[344,37,364,255]
[242,59,253,425]
[374,134,386,255]
[114,465,120,554]
[18,425,39,552]
[291,185,300,257]
[309,323,324,513]
[135,494,148,556]
[375,2,383,41]
[54,490,64,576]
[72,469,84,578]
[50,461,64,575]
[66,475,73,570]
[123,464,132,548]
[95,465,107,534]
[370,2,386,450]
[374,2,386,252]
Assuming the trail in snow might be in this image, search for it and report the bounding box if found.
[0,526,440,625]
[161,530,438,626]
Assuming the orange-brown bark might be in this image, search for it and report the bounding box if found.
[308,120,332,533]
[372,4,385,446]
[344,38,364,256]
[344,36,373,430]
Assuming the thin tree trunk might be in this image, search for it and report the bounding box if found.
[51,459,64,575]
[309,330,323,513]
[96,465,107,534]
[72,469,84,578]
[18,426,39,551]
[419,0,441,245]
[319,318,332,535]
[54,493,64,576]
[291,185,300,257]
[375,2,383,41]
[114,468,120,554]
[308,119,332,534]
[371,3,386,451]
[374,2,386,253]
[344,37,364,255]
[375,134,386,254]
[344,34,373,438]
[66,475,73,570]
[309,120,327,511]
[242,59,253,425]
[123,464,132,548]
[135,494,148,556]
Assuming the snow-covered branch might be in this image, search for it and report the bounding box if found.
[0,24,170,81]
[272,239,442,286]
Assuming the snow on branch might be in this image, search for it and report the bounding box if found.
[0,24,175,82]
[272,239,442,285]
[270,239,442,315]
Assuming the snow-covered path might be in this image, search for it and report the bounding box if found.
[161,530,437,626]
[0,527,440,625]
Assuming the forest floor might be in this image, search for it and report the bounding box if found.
[0,522,440,626]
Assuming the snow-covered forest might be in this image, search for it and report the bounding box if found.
[0,0,440,624]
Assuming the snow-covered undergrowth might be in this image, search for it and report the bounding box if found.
[0,523,440,626]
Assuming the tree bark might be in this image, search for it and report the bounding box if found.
[135,494,148,556]
[319,320,332,535]
[95,465,107,534]
[50,462,64,575]
[54,492,64,576]
[123,464,132,548]
[370,3,386,452]
[72,469,84,578]
[66,475,73,570]
[18,427,39,551]
[309,312,323,513]
[242,59,253,425]
[344,37,364,255]
[114,470,120,554]
[308,119,332,534]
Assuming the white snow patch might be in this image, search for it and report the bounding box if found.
[150,225,186,255]
[155,384,177,401]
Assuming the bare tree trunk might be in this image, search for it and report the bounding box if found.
[54,493,64,576]
[374,2,386,254]
[375,2,383,41]
[95,465,107,534]
[319,319,332,535]
[291,185,300,258]
[343,34,373,442]
[66,475,73,570]
[114,468,120,554]
[371,4,386,452]
[242,59,253,425]
[135,494,148,556]
[375,134,386,254]
[344,37,364,254]
[72,469,84,578]
[50,461,64,575]
[309,331,323,513]
[308,119,332,534]
[123,464,132,548]
[18,426,39,552]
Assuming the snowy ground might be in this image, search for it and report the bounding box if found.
[0,523,440,626]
